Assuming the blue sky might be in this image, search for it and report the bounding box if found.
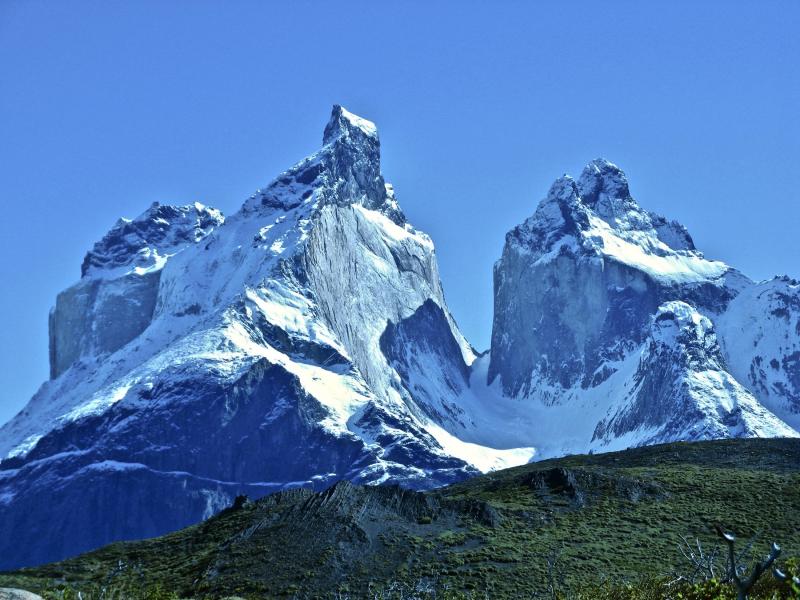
[1,0,798,425]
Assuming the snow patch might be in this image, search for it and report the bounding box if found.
[424,421,535,472]
[339,106,378,139]
[584,215,728,283]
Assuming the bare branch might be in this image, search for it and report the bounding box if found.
[714,525,782,600]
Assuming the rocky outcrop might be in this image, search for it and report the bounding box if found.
[592,302,794,446]
[48,202,223,378]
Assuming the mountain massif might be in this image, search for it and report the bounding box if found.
[1,106,798,569]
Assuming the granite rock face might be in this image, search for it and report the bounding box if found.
[487,158,797,455]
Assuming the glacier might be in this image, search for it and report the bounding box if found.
[0,109,797,569]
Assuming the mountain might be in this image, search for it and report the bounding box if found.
[1,109,797,570]
[484,159,798,456]
[2,438,799,598]
[0,106,531,570]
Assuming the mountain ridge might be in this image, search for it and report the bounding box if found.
[0,107,798,570]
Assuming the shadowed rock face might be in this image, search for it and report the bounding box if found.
[380,299,472,426]
[0,359,376,568]
[491,238,660,394]
[488,165,735,397]
[49,271,161,378]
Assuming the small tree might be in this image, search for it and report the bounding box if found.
[714,524,782,600]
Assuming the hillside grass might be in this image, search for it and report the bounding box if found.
[1,438,799,598]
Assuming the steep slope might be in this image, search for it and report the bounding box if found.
[716,276,800,430]
[0,106,530,570]
[7,202,225,454]
[593,301,791,446]
[484,159,797,455]
[3,439,799,598]
[489,161,736,396]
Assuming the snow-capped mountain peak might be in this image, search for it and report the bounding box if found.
[0,105,518,569]
[490,157,796,449]
[1,118,798,572]
[507,159,727,286]
[323,104,379,143]
[245,105,403,225]
[81,201,224,278]
[577,158,633,216]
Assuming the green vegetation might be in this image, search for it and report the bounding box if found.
[1,438,799,599]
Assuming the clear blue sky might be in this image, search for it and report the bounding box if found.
[1,1,798,426]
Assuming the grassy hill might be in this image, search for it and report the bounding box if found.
[2,438,800,598]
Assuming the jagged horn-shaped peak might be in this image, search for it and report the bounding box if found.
[318,104,400,221]
[577,158,631,206]
[248,104,405,224]
[546,174,581,204]
[323,104,379,146]
[502,175,587,255]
